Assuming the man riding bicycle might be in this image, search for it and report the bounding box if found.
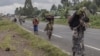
[68,7,90,56]
[44,13,54,40]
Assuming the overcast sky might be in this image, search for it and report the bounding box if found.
[0,0,62,14]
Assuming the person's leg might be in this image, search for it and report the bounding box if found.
[35,25,38,35]
[34,25,36,34]
[72,29,78,52]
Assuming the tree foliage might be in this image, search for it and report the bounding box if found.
[15,8,19,15]
[61,0,70,9]
[58,4,63,10]
[89,3,97,14]
[15,0,41,18]
[22,0,34,17]
[51,4,57,11]
[94,0,100,7]
[40,9,49,18]
[50,4,57,16]
[72,0,79,5]
[72,0,97,14]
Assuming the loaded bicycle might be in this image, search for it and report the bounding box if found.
[72,24,85,56]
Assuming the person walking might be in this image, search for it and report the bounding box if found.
[32,17,39,35]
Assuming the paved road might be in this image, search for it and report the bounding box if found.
[21,20,100,56]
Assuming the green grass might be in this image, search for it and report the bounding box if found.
[24,49,33,56]
[54,18,68,25]
[0,34,16,51]
[0,19,68,56]
[89,15,100,29]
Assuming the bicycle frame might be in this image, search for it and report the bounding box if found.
[47,30,52,40]
[46,23,53,40]
[72,25,85,56]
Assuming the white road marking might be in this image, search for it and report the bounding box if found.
[85,45,100,51]
[38,28,100,51]
[39,29,44,32]
[52,34,63,38]
[39,29,63,38]
[25,24,100,52]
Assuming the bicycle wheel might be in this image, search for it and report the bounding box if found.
[72,35,83,56]
[73,51,75,56]
[79,31,85,56]
[47,30,52,40]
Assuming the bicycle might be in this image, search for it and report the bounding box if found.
[45,22,53,40]
[72,24,85,56]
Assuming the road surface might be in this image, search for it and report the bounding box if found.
[21,20,100,56]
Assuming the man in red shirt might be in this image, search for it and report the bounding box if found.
[33,17,39,34]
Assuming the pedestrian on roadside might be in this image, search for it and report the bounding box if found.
[32,17,39,35]
[13,18,17,23]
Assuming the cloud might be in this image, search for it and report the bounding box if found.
[0,0,61,14]
[0,3,24,14]
[33,2,53,10]
[0,0,60,6]
[33,0,53,4]
[33,0,61,10]
[0,0,25,6]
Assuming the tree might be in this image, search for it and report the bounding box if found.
[72,0,79,5]
[40,9,49,18]
[89,3,97,14]
[14,0,42,18]
[60,0,70,18]
[33,7,40,16]
[58,4,63,10]
[51,4,57,16]
[94,0,100,7]
[19,7,24,15]
[61,0,69,9]
[15,8,19,15]
[23,0,34,17]
[15,7,23,15]
[73,0,92,10]
[51,4,57,11]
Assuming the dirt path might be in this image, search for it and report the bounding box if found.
[0,30,46,56]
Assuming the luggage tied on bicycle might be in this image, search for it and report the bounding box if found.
[44,23,53,31]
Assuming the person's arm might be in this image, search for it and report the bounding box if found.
[32,19,35,25]
[37,18,39,24]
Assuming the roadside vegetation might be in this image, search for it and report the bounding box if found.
[89,15,100,29]
[14,0,100,29]
[0,19,68,56]
[53,14,100,29]
[54,18,67,25]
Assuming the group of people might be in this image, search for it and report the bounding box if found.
[21,7,90,55]
[33,7,90,36]
[12,16,25,25]
[32,15,54,35]
[32,7,90,55]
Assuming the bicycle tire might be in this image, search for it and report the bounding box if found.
[47,30,52,40]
